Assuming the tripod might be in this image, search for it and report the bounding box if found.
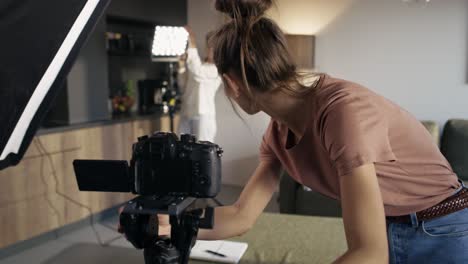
[161,61,180,133]
[120,196,214,264]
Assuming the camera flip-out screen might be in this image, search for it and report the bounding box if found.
[73,160,131,192]
[0,0,110,170]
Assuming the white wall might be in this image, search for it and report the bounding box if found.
[267,0,354,35]
[188,0,468,185]
[188,0,271,186]
[305,0,467,125]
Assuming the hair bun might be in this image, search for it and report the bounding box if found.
[215,0,272,18]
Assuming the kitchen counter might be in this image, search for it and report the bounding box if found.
[37,112,171,136]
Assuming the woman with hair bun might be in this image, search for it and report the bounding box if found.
[157,1,468,263]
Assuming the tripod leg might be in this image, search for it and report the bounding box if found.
[170,111,174,132]
[169,211,203,264]
[143,237,179,264]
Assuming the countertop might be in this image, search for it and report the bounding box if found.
[36,112,169,136]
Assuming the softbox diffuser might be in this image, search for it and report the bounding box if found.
[0,0,110,170]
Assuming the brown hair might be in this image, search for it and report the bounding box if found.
[205,30,216,48]
[212,0,311,97]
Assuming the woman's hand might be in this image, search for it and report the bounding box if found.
[184,25,197,48]
[117,207,172,237]
[156,214,172,237]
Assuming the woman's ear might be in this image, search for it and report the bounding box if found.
[222,73,240,98]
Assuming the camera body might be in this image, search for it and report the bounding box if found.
[132,132,222,197]
[73,132,223,198]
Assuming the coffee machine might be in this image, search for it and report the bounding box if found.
[138,74,180,132]
[138,79,166,115]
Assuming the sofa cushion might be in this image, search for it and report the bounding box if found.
[421,120,440,146]
[295,188,342,217]
[441,119,468,181]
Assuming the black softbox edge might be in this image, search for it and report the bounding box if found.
[0,0,111,170]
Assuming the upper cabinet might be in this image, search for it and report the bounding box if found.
[107,0,187,26]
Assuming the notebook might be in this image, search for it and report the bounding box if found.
[190,240,248,263]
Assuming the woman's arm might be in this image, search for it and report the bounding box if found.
[183,26,204,77]
[197,160,281,240]
[185,48,204,77]
[333,163,389,264]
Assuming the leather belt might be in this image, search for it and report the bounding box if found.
[386,188,468,223]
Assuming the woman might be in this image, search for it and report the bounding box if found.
[178,27,221,142]
[152,0,468,263]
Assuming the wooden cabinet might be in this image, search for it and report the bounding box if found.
[0,116,176,248]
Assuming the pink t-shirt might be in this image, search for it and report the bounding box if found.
[260,74,460,216]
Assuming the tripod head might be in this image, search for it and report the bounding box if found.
[120,196,215,264]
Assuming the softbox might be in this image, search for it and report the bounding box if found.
[0,0,110,170]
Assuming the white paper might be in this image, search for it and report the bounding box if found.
[190,240,248,264]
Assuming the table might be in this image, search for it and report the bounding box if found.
[38,213,347,264]
[191,213,347,264]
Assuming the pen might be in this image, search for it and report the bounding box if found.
[205,250,227,258]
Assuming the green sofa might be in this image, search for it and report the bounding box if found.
[279,119,468,217]
[440,119,468,182]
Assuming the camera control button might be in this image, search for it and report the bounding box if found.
[138,135,148,141]
[217,148,224,156]
[199,175,210,185]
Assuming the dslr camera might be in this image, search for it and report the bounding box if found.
[74,132,222,197]
[73,132,223,264]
